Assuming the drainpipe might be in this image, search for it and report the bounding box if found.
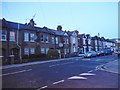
[17,23,22,63]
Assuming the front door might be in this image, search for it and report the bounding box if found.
[11,48,19,60]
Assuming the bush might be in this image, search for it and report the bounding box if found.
[47,49,59,59]
[29,54,34,58]
[22,55,29,59]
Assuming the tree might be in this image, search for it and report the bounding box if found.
[47,48,59,59]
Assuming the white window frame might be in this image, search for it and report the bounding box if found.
[46,48,49,54]
[72,37,76,44]
[73,47,76,52]
[30,48,35,54]
[46,35,49,43]
[10,31,15,41]
[41,47,45,53]
[83,38,86,45]
[67,48,69,53]
[24,32,29,41]
[88,39,91,45]
[56,37,58,44]
[30,33,35,42]
[41,34,44,42]
[64,48,67,54]
[0,30,7,41]
[24,48,29,55]
[52,36,54,44]
[95,40,97,46]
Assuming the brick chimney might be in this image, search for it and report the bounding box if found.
[28,18,36,26]
[57,25,62,31]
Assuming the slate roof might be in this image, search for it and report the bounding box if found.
[1,18,26,29]
[51,29,65,36]
[67,31,73,36]
[35,27,55,35]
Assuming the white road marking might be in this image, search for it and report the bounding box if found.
[100,69,118,74]
[68,76,87,80]
[88,70,93,73]
[37,86,48,90]
[80,73,96,76]
[95,59,102,61]
[82,59,91,61]
[95,65,104,70]
[0,69,32,77]
[53,80,64,85]
[49,62,74,67]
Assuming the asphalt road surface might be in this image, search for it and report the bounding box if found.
[1,54,119,89]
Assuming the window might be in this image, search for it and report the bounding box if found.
[0,30,7,41]
[24,32,29,41]
[46,35,49,43]
[64,37,68,44]
[30,48,35,54]
[67,49,69,53]
[30,33,35,42]
[52,36,54,44]
[88,39,91,44]
[46,48,49,54]
[64,48,67,54]
[56,37,58,44]
[66,38,69,44]
[41,47,45,53]
[41,34,44,42]
[24,48,29,55]
[73,47,76,52]
[95,40,97,46]
[83,38,86,45]
[72,37,75,44]
[10,31,15,41]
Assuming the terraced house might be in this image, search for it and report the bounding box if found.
[0,18,116,65]
[0,18,78,64]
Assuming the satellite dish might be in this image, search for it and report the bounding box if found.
[59,43,63,48]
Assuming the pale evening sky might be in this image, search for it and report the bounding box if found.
[1,1,118,39]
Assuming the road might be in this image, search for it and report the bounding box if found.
[1,54,119,89]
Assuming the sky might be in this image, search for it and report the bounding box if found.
[1,1,118,39]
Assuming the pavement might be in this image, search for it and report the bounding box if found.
[101,59,119,74]
[0,56,83,70]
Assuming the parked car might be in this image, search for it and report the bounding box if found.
[96,51,102,56]
[114,48,120,58]
[103,48,112,55]
[100,50,104,56]
[84,51,97,58]
[78,54,84,57]
[68,52,78,57]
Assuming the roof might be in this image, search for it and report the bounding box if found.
[52,29,65,36]
[35,27,55,35]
